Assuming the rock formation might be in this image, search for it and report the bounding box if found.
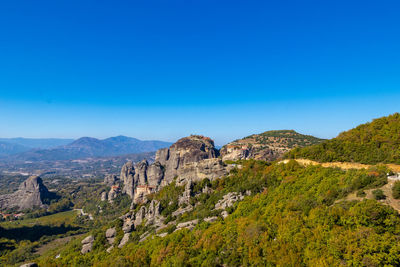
[0,175,55,211]
[117,199,164,247]
[215,192,244,210]
[104,174,119,186]
[220,130,323,162]
[105,227,116,245]
[81,235,94,254]
[120,161,135,198]
[121,135,231,204]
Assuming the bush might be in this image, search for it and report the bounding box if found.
[372,189,386,200]
[392,181,400,199]
[356,190,366,197]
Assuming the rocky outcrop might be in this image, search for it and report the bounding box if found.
[104,174,119,186]
[121,161,135,198]
[117,199,164,248]
[179,180,193,206]
[105,227,116,245]
[215,192,244,210]
[122,135,230,205]
[175,219,199,231]
[81,235,94,254]
[101,184,121,203]
[0,176,55,211]
[220,130,323,162]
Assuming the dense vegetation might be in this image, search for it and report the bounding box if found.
[287,113,400,164]
[34,160,400,266]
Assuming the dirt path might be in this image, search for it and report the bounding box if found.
[280,159,400,172]
[335,180,400,212]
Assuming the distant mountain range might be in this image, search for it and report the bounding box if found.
[0,138,74,156]
[0,136,172,161]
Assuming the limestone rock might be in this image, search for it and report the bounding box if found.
[81,243,93,254]
[107,185,121,203]
[121,135,230,206]
[215,192,244,210]
[179,180,192,206]
[220,130,323,162]
[81,235,94,254]
[81,235,94,244]
[106,227,116,244]
[122,217,135,233]
[121,161,135,198]
[176,219,199,231]
[101,191,107,201]
[147,161,164,186]
[118,233,130,248]
[0,175,55,211]
[204,216,218,223]
[134,160,148,185]
[104,174,119,186]
[221,210,229,219]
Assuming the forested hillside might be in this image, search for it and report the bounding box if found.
[35,160,400,266]
[287,113,400,164]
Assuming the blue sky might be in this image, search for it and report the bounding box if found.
[0,0,399,145]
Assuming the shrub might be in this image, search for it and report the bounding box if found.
[372,189,386,200]
[356,190,366,197]
[392,181,400,199]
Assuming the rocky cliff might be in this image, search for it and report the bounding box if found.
[121,135,230,204]
[220,130,323,161]
[0,175,54,211]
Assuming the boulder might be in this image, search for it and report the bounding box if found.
[118,233,130,248]
[106,227,116,244]
[81,235,94,244]
[204,216,218,223]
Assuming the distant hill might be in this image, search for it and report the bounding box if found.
[8,136,172,161]
[0,138,74,156]
[220,130,324,161]
[286,113,400,164]
[0,138,74,149]
[0,142,30,156]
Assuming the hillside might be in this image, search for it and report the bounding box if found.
[286,113,400,164]
[220,130,323,161]
[31,161,400,266]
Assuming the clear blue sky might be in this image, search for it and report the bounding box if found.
[0,0,399,145]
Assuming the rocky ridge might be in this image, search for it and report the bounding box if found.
[220,130,323,161]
